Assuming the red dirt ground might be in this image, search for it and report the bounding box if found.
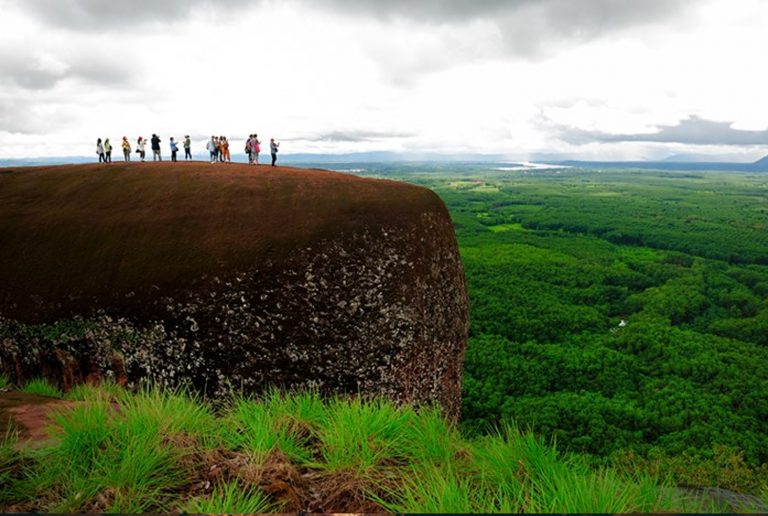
[0,392,75,444]
[0,162,445,321]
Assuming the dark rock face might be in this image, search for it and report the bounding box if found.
[0,163,469,419]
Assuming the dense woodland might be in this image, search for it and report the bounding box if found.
[349,164,768,490]
[3,164,767,500]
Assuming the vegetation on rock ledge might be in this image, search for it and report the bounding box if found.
[0,383,737,513]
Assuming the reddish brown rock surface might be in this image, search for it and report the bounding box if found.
[0,162,469,419]
[0,392,75,444]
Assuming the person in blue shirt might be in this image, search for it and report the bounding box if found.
[170,137,179,162]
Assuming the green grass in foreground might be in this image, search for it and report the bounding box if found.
[20,378,63,399]
[182,481,275,514]
[0,384,733,513]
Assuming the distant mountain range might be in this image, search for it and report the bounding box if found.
[1,153,767,171]
[282,151,509,163]
[661,153,761,163]
[557,155,768,172]
[0,152,507,168]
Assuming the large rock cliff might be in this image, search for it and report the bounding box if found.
[0,162,469,419]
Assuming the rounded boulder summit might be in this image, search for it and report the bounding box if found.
[0,162,470,420]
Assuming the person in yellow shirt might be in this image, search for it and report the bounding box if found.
[104,138,113,163]
[121,136,131,162]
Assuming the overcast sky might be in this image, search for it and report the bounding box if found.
[1,0,767,160]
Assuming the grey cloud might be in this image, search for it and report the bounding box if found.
[557,116,768,146]
[13,0,249,31]
[70,60,132,87]
[8,0,697,89]
[312,0,694,56]
[0,94,97,135]
[306,0,684,23]
[0,50,131,90]
[496,0,693,56]
[14,0,694,53]
[290,130,416,143]
[0,52,65,90]
[0,99,44,134]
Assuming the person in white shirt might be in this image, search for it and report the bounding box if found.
[137,137,146,162]
[96,138,105,163]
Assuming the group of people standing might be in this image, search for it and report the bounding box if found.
[242,134,279,166]
[97,134,280,165]
[96,138,113,163]
[98,135,191,163]
[205,136,232,163]
[245,134,261,164]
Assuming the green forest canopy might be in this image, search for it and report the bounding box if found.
[376,166,768,473]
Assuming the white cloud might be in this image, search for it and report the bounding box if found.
[0,0,767,160]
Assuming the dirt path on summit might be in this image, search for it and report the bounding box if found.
[0,391,76,446]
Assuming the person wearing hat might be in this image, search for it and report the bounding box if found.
[183,135,192,160]
[121,136,131,162]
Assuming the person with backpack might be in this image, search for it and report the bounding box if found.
[104,138,114,163]
[137,136,146,161]
[96,138,105,163]
[270,138,279,166]
[245,134,253,164]
[170,137,179,162]
[151,134,162,161]
[183,135,192,160]
[121,136,131,162]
